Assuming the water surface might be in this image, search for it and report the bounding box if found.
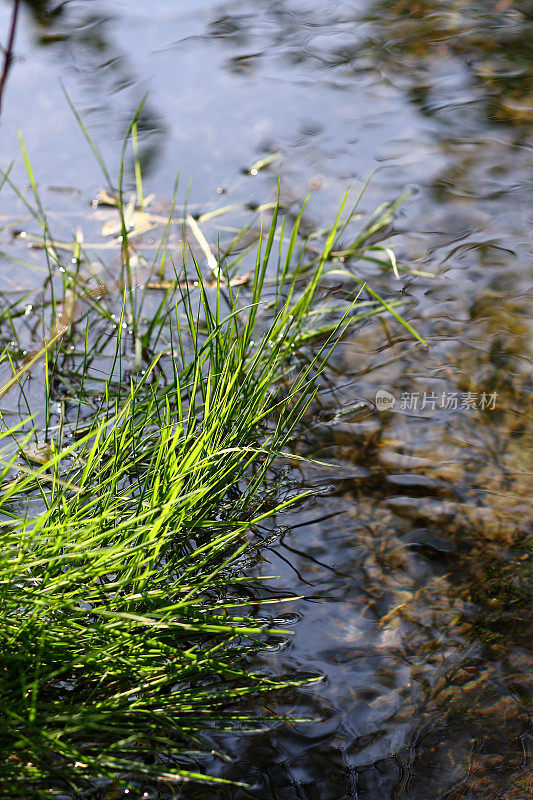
[0,1,531,798]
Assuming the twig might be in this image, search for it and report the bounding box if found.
[0,0,21,118]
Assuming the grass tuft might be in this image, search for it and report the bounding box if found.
[0,110,424,797]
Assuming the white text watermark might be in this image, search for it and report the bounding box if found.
[375,389,498,412]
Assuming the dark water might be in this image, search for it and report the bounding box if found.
[0,1,532,798]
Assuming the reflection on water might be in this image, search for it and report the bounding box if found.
[361,0,533,126]
[1,0,532,797]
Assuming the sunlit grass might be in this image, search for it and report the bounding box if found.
[0,107,424,797]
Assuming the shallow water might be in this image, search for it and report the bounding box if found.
[0,1,532,798]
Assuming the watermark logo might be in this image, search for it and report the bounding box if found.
[375,389,498,412]
[375,389,396,411]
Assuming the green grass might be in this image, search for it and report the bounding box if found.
[0,110,424,798]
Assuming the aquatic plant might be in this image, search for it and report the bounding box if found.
[0,112,422,797]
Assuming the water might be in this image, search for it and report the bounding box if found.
[0,1,531,797]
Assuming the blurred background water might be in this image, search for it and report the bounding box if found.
[0,1,531,798]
